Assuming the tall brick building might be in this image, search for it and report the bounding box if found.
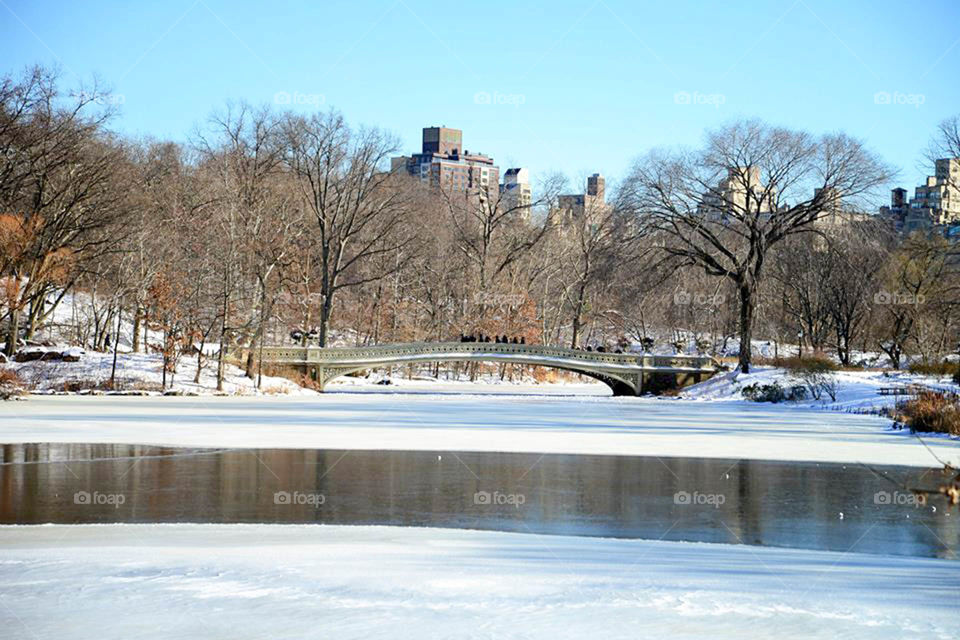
[392,126,500,201]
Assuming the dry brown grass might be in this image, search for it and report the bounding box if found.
[261,384,290,395]
[907,360,960,377]
[897,391,960,436]
[0,367,28,399]
[0,368,22,385]
[57,378,164,393]
[771,354,839,372]
[533,367,561,383]
[295,373,323,391]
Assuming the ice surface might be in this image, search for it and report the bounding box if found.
[0,524,956,639]
[1,388,957,467]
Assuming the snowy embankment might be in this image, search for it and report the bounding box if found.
[4,348,312,396]
[682,364,959,412]
[0,524,956,639]
[2,391,958,468]
[2,287,311,396]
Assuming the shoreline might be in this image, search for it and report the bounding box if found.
[2,392,957,468]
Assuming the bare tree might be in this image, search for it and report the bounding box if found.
[824,221,888,365]
[772,236,835,354]
[281,111,417,346]
[0,66,126,356]
[560,198,621,348]
[874,234,952,369]
[617,119,892,371]
[443,172,564,291]
[196,103,284,386]
[926,114,960,192]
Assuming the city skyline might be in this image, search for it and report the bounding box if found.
[2,0,958,195]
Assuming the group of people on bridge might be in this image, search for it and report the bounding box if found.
[457,333,629,354]
[579,345,620,353]
[459,333,526,345]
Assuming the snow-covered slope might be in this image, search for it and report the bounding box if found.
[5,349,313,396]
[1,524,956,640]
[682,365,958,411]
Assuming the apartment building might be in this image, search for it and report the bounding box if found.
[392,126,500,201]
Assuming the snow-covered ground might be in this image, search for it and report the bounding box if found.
[4,349,313,396]
[0,524,955,639]
[682,365,959,411]
[2,389,957,468]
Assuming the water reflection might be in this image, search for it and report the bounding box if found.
[0,443,955,559]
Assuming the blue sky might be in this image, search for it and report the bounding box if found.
[2,0,958,196]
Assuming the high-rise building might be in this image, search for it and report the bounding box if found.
[587,173,605,200]
[810,186,869,236]
[500,168,532,213]
[885,158,960,233]
[698,167,775,220]
[392,126,499,201]
[556,173,609,227]
[879,188,909,230]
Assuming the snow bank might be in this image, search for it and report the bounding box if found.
[683,365,959,411]
[4,349,314,396]
[2,391,958,468]
[0,524,955,639]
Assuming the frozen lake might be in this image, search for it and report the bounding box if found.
[2,390,959,638]
[2,443,956,558]
[2,389,958,467]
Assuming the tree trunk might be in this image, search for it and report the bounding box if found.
[110,305,122,388]
[255,291,269,388]
[143,311,150,354]
[194,346,204,384]
[318,295,333,347]
[161,330,168,390]
[132,308,142,353]
[245,333,258,379]
[25,294,44,341]
[4,308,20,357]
[737,282,755,373]
[216,280,229,391]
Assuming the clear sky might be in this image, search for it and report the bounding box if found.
[2,0,958,197]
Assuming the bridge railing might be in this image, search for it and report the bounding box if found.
[230,342,720,372]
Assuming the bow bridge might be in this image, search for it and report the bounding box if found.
[239,342,722,396]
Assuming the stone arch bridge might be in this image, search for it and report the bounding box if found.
[236,342,722,396]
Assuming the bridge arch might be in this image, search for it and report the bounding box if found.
[315,358,640,396]
[235,342,721,396]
